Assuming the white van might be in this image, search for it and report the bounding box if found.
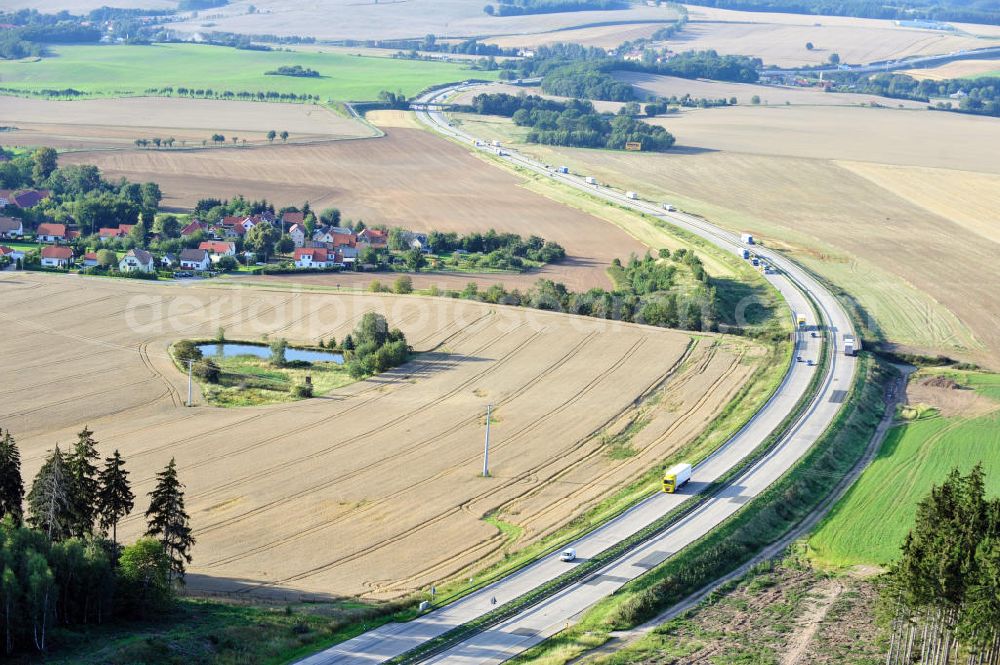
[559,548,577,562]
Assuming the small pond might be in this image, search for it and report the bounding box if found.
[197,343,344,364]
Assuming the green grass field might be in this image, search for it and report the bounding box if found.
[0,44,496,101]
[809,370,1000,568]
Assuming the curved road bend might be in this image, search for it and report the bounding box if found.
[296,84,857,665]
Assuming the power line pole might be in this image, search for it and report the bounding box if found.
[482,403,492,477]
[187,359,193,407]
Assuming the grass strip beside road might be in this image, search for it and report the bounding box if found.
[386,302,828,665]
[514,352,886,665]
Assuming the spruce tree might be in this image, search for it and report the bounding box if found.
[145,458,195,583]
[26,445,73,542]
[97,450,134,554]
[0,429,24,525]
[66,426,101,537]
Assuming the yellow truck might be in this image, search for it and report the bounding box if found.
[662,463,693,493]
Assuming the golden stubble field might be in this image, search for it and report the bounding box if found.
[456,105,1000,367]
[0,97,372,150]
[164,0,681,42]
[61,127,647,291]
[673,5,999,68]
[1,273,760,598]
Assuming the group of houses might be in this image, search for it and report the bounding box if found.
[0,205,401,274]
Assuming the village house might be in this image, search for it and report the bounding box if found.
[40,245,74,268]
[0,246,24,265]
[178,248,211,271]
[357,228,388,249]
[180,220,208,237]
[199,240,237,262]
[161,253,178,268]
[294,247,339,269]
[119,248,156,273]
[313,226,356,247]
[0,216,23,239]
[281,211,305,231]
[82,252,99,268]
[0,189,50,209]
[35,223,67,244]
[98,224,135,242]
[287,223,307,248]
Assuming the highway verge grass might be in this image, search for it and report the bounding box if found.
[808,368,1000,568]
[509,353,887,665]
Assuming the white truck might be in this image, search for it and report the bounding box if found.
[844,334,860,356]
[491,139,502,147]
[740,232,755,245]
[625,191,639,200]
[585,176,597,185]
[662,203,677,212]
[662,463,693,493]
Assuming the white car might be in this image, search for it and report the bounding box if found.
[559,548,576,562]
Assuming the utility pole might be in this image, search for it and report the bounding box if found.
[187,359,194,407]
[482,403,492,477]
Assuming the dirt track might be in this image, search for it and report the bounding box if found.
[62,128,646,290]
[1,273,757,599]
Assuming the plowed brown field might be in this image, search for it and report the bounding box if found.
[61,128,647,290]
[2,273,759,599]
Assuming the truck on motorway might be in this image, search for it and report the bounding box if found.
[557,166,569,174]
[740,232,755,245]
[626,191,638,200]
[741,249,751,259]
[844,334,859,356]
[797,314,807,328]
[662,463,693,493]
[662,203,677,211]
[495,148,507,156]
[491,140,502,147]
[585,176,597,184]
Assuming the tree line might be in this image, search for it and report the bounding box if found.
[828,72,1000,117]
[0,426,194,654]
[881,466,1000,664]
[418,249,739,334]
[470,93,676,151]
[616,49,763,83]
[483,0,627,16]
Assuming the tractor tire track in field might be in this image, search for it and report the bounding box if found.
[232,333,654,591]
[506,344,746,547]
[138,341,182,408]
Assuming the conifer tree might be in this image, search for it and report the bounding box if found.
[66,426,100,537]
[0,429,24,525]
[26,445,72,542]
[97,450,134,554]
[145,458,195,583]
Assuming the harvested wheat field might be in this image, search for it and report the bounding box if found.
[167,0,680,42]
[904,59,1000,80]
[460,105,1000,367]
[0,96,371,150]
[485,22,671,50]
[614,71,927,108]
[1,273,760,598]
[62,128,647,290]
[670,5,994,68]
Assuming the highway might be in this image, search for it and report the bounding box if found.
[297,83,858,665]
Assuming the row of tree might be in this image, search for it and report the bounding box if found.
[881,466,1000,664]
[0,426,194,653]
